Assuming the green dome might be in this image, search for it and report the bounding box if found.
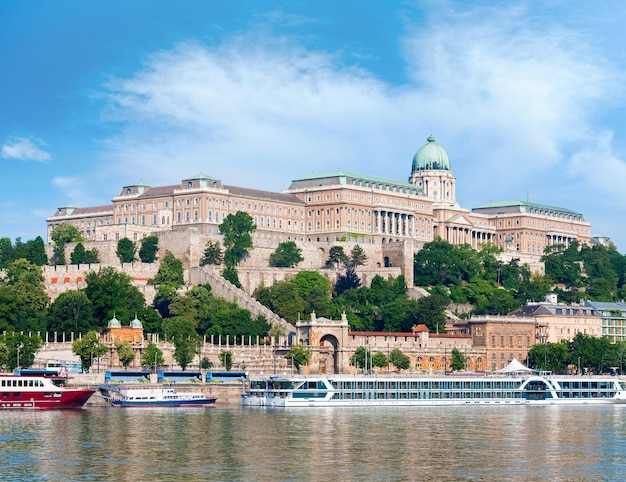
[107,315,121,329]
[411,135,451,171]
[130,314,143,328]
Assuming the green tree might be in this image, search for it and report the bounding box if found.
[51,223,83,245]
[0,237,16,269]
[201,357,213,370]
[141,342,164,370]
[349,245,368,267]
[84,266,150,326]
[52,244,67,266]
[150,251,184,288]
[389,348,410,371]
[51,224,83,266]
[219,350,233,371]
[414,238,479,286]
[0,259,49,333]
[326,246,348,267]
[70,243,87,264]
[450,347,466,371]
[220,211,256,267]
[84,247,100,264]
[115,341,136,368]
[380,298,421,332]
[200,240,223,266]
[269,241,303,268]
[17,236,48,266]
[541,242,583,289]
[162,316,198,370]
[153,284,179,318]
[222,265,242,288]
[371,351,388,369]
[335,265,361,296]
[116,237,137,263]
[569,332,615,374]
[0,341,8,370]
[255,271,332,322]
[186,289,270,342]
[46,290,96,334]
[414,294,447,333]
[72,331,108,372]
[285,345,312,370]
[254,281,305,323]
[138,235,159,263]
[527,341,569,373]
[350,346,371,370]
[0,331,43,370]
[292,271,333,318]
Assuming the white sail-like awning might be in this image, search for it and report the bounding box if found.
[496,358,533,373]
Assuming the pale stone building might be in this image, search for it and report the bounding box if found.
[295,312,486,375]
[584,301,626,342]
[452,316,537,371]
[511,294,602,343]
[46,136,592,267]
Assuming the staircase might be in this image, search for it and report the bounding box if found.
[191,267,295,338]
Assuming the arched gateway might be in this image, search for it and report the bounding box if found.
[296,313,350,374]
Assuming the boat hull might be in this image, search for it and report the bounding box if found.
[0,389,95,410]
[112,398,216,408]
[242,396,626,407]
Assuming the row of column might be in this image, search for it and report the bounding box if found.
[374,210,496,248]
[374,210,424,237]
[442,226,494,249]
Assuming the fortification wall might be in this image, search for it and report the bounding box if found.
[41,263,162,304]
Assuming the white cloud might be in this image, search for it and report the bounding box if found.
[82,2,626,248]
[96,38,419,190]
[1,137,51,162]
[52,176,90,204]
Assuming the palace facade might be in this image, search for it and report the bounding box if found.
[47,136,592,261]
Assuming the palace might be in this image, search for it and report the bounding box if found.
[47,136,592,263]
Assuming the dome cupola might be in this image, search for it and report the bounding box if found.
[107,314,121,329]
[130,313,143,329]
[411,135,451,172]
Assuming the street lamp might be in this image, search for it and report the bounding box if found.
[16,342,22,370]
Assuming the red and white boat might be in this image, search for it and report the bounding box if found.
[0,369,95,410]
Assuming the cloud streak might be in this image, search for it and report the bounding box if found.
[74,2,626,247]
[1,137,51,162]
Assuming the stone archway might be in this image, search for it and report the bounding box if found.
[319,334,340,374]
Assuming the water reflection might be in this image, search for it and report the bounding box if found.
[1,405,626,481]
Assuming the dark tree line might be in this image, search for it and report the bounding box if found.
[414,238,626,317]
[528,333,626,374]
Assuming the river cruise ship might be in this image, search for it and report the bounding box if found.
[0,370,95,409]
[241,374,626,407]
[99,385,217,408]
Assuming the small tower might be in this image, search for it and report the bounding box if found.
[409,135,457,205]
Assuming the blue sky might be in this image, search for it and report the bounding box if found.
[2,1,626,250]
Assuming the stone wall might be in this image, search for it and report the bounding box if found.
[47,228,414,282]
[41,263,161,303]
[192,267,296,337]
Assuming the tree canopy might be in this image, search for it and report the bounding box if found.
[72,331,108,372]
[220,211,256,267]
[0,259,49,333]
[84,266,151,326]
[116,237,137,263]
[200,240,223,266]
[285,345,311,370]
[138,235,159,263]
[269,241,303,268]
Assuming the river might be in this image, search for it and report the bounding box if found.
[2,404,625,481]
